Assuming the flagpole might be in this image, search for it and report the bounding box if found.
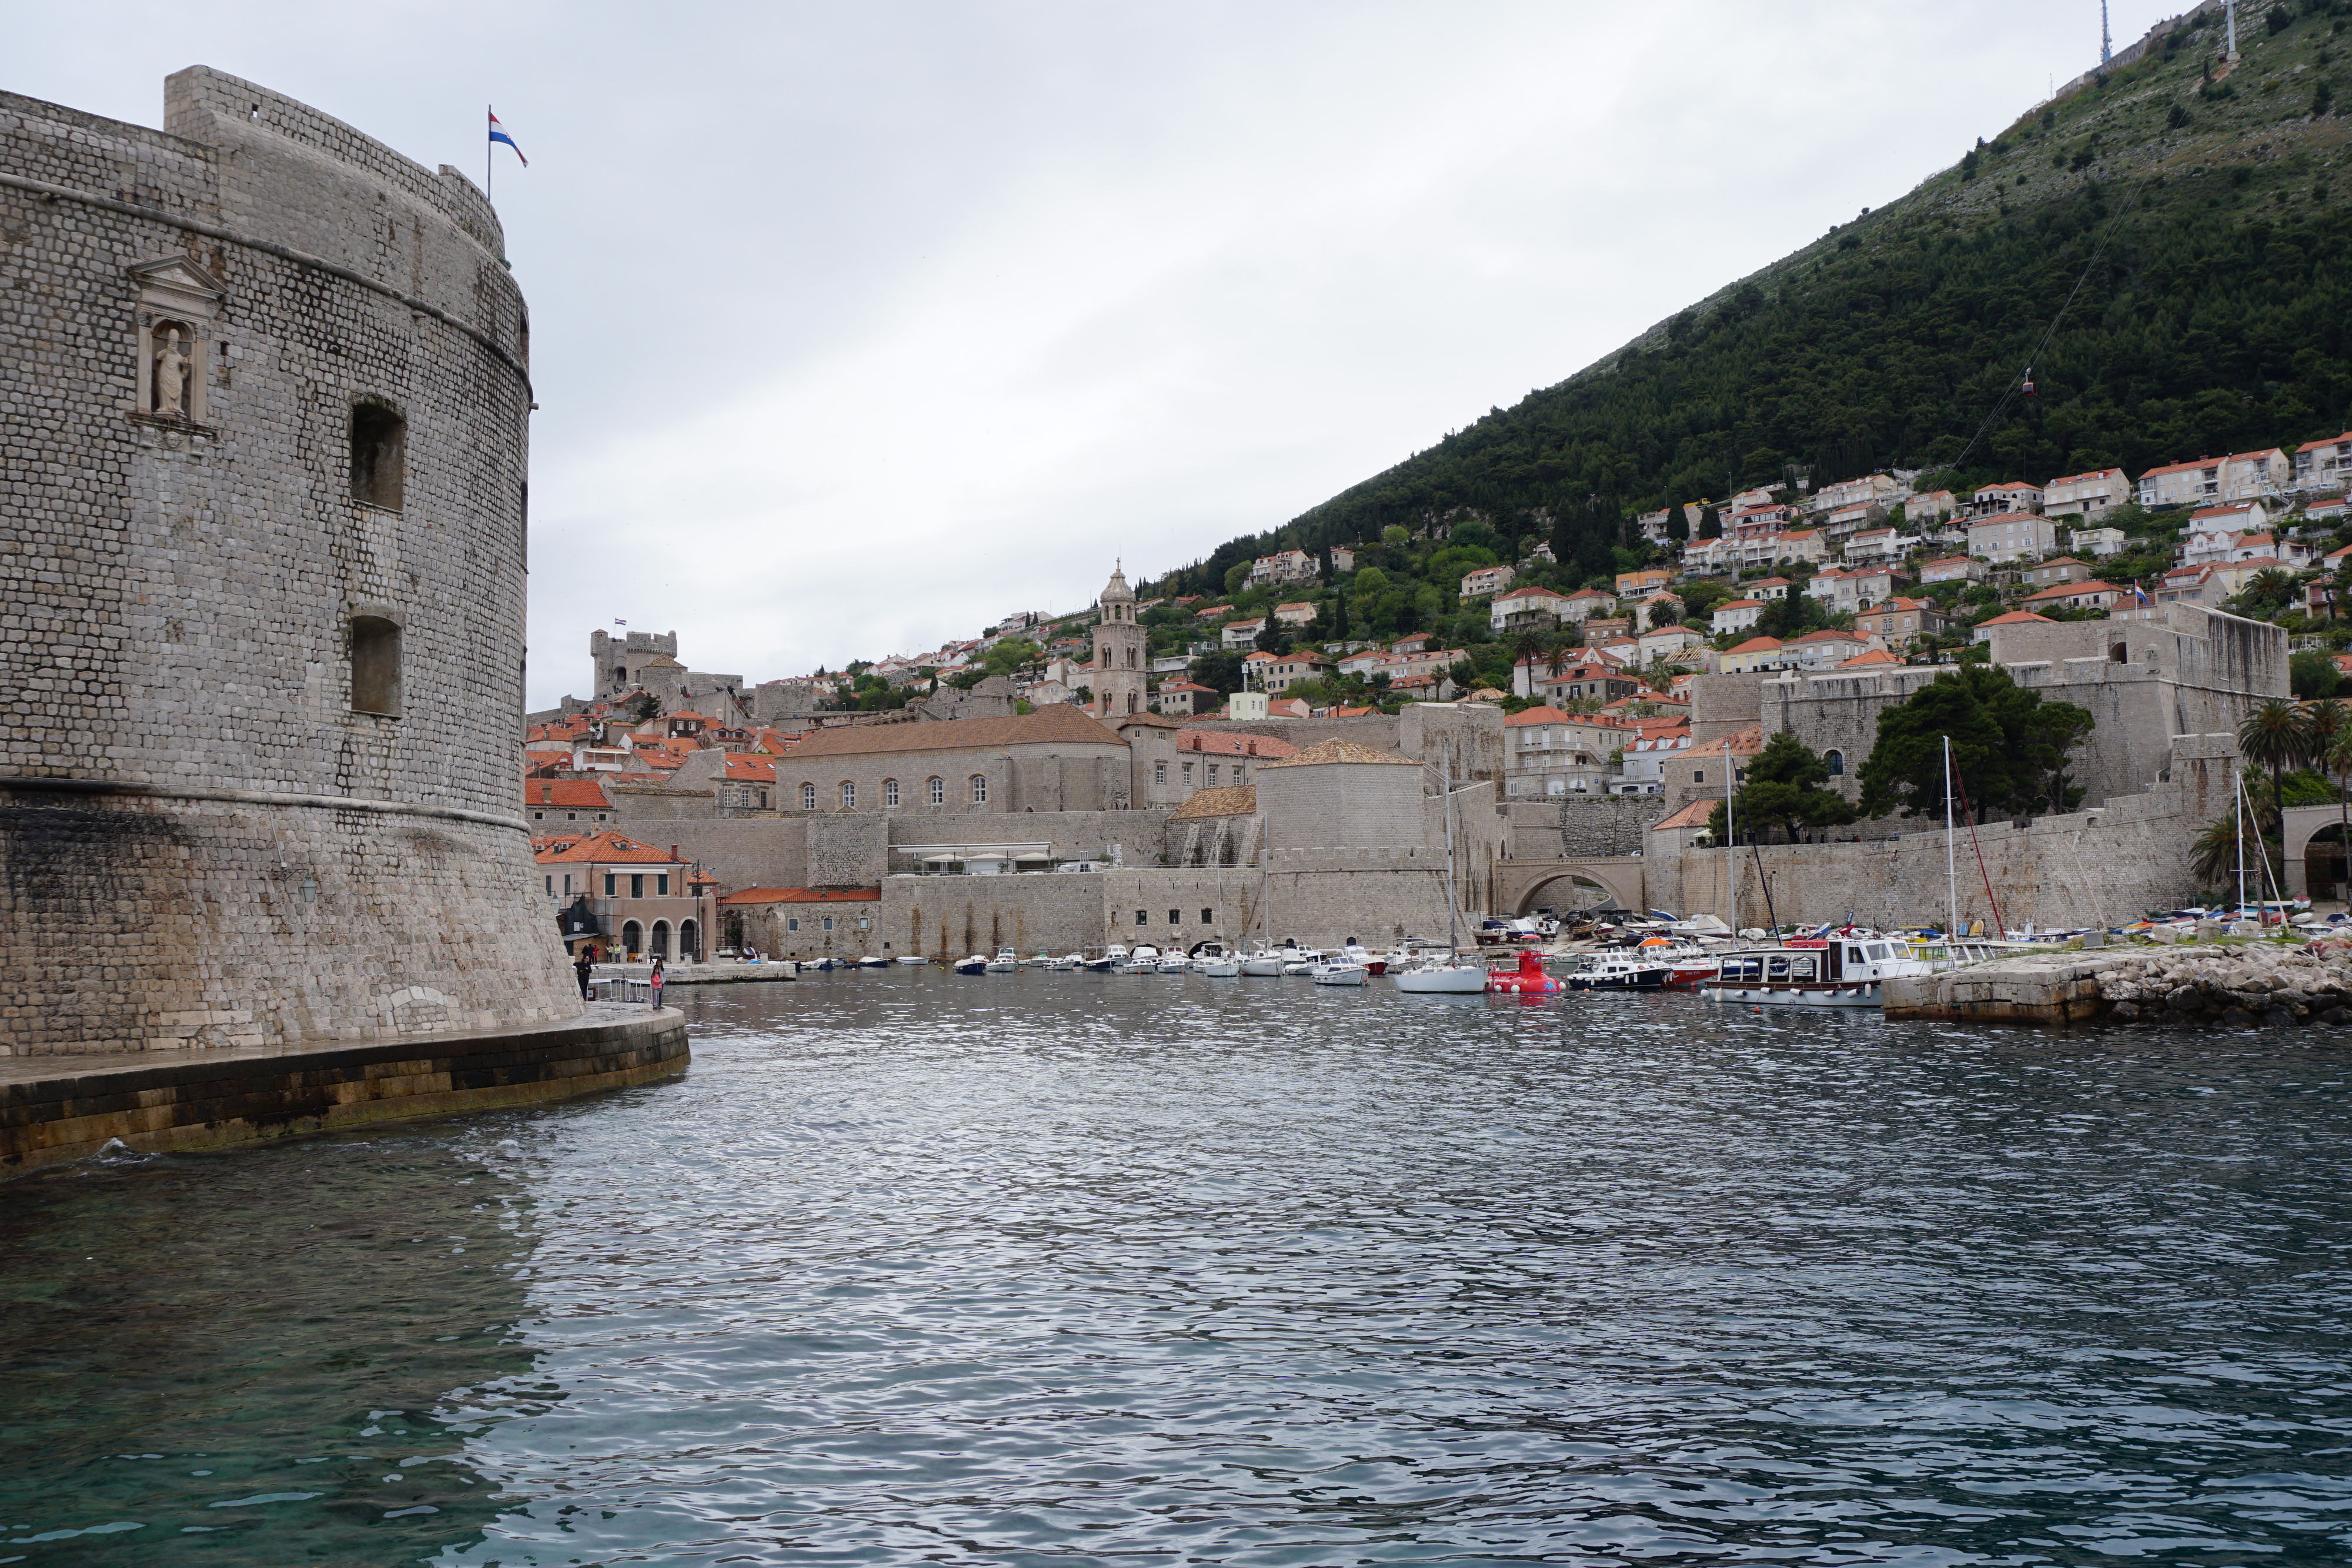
[486,105,493,204]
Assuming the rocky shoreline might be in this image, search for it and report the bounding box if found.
[1883,941,2352,1028]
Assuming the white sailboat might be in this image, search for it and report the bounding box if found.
[1396,746,1489,994]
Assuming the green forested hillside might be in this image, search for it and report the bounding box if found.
[1157,1,2352,599]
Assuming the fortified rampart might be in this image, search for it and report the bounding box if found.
[1,70,582,1056]
[1652,735,2241,930]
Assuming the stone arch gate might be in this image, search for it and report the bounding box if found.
[2283,804,2352,901]
[1492,857,1647,917]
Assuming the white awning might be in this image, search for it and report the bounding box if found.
[1013,851,1052,863]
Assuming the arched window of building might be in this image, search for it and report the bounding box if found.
[650,921,671,960]
[349,615,402,716]
[970,773,988,804]
[841,781,856,809]
[927,776,945,805]
[884,778,900,808]
[2110,642,2128,663]
[679,919,700,963]
[350,401,406,510]
[1826,749,1845,776]
[620,920,643,959]
[801,782,817,811]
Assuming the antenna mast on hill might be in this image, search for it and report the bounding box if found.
[2101,0,2113,66]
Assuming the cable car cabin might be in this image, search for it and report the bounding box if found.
[1700,938,1936,1009]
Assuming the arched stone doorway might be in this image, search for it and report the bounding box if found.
[620,919,644,960]
[679,918,700,963]
[2306,823,2349,904]
[650,920,671,960]
[1512,872,1624,917]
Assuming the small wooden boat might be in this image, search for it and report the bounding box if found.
[1700,936,1936,1008]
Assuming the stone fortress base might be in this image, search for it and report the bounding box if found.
[1,1003,688,1177]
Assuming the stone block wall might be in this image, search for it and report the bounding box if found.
[1509,796,1670,858]
[1,788,576,1057]
[1652,737,2237,930]
[1,71,577,1052]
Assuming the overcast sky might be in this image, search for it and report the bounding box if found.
[16,2,2179,707]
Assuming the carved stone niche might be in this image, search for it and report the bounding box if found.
[128,256,225,426]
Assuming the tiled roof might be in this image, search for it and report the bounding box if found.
[1725,636,1785,653]
[1264,738,1419,768]
[1169,785,1259,821]
[2023,580,2122,601]
[2140,456,2221,477]
[723,755,777,780]
[1836,649,1902,668]
[1653,797,1720,831]
[1506,705,1577,726]
[783,706,1127,759]
[1177,728,1298,758]
[532,830,684,865]
[524,778,614,810]
[1979,610,2056,626]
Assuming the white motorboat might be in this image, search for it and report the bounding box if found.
[1043,953,1083,971]
[1280,948,1324,977]
[1240,948,1287,977]
[1338,941,1384,975]
[857,955,890,968]
[1197,955,1241,977]
[894,955,926,965]
[1120,944,1162,974]
[951,954,989,975]
[983,947,1021,972]
[1082,944,1128,972]
[1024,951,1056,967]
[1156,954,1191,973]
[1392,957,1489,994]
[1308,961,1368,986]
[1701,937,1937,1008]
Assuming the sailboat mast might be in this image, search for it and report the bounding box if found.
[1725,739,1738,931]
[1945,734,1959,938]
[1442,741,1461,955]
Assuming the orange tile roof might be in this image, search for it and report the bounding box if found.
[1177,728,1298,758]
[1725,636,1785,653]
[532,830,686,865]
[524,778,614,810]
[1978,610,2056,626]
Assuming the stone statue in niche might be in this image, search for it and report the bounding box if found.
[152,325,191,416]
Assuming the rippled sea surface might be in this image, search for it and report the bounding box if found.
[6,972,2352,1566]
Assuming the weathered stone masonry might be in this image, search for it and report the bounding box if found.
[1,69,582,1056]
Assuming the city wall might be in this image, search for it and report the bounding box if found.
[1652,737,2237,930]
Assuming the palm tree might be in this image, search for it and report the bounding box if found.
[2238,697,2311,817]
[2191,775,2284,894]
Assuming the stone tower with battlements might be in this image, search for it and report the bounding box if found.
[0,68,580,1054]
[1091,564,1147,719]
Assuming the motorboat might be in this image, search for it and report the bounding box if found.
[1280,948,1324,977]
[1024,951,1056,967]
[1631,935,1719,989]
[1240,948,1287,977]
[1082,944,1128,973]
[858,955,890,968]
[1197,954,1242,977]
[951,954,989,975]
[1156,953,1191,973]
[1043,953,1083,971]
[983,947,1021,972]
[1565,952,1673,991]
[1338,941,1384,975]
[1309,960,1368,986]
[1392,955,1488,994]
[894,955,926,965]
[1120,945,1163,974]
[1701,935,1937,1008]
[1486,950,1565,994]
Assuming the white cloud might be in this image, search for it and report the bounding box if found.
[3,1,2180,704]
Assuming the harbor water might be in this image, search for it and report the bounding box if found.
[5,970,2352,1565]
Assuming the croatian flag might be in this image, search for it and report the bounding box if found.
[2133,581,2149,605]
[613,617,627,627]
[489,109,527,166]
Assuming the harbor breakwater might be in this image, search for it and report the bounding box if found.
[0,1005,688,1177]
[1886,941,2352,1028]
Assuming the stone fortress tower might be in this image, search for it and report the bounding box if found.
[0,69,583,1054]
[1090,563,1147,719]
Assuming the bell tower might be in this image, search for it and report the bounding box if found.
[1090,561,1148,718]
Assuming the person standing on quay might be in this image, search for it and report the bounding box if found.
[649,959,665,1010]
[574,947,594,1001]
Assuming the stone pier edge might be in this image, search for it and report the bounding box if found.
[0,1008,689,1178]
